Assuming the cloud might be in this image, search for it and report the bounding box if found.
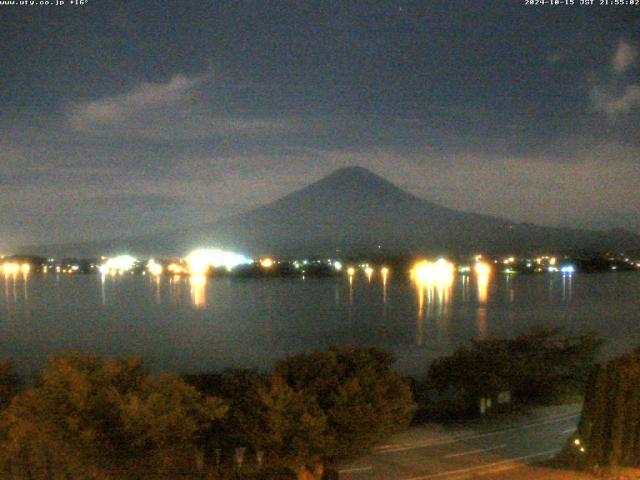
[589,40,640,118]
[612,39,638,74]
[592,84,640,116]
[66,73,313,140]
[546,50,564,65]
[68,75,198,131]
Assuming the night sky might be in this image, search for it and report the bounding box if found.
[1,1,639,252]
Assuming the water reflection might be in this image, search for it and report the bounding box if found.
[381,267,389,306]
[189,275,207,309]
[100,274,107,305]
[365,266,373,283]
[561,273,573,302]
[155,275,161,304]
[0,264,619,380]
[477,307,488,339]
[169,275,182,305]
[1,269,28,304]
[504,274,515,303]
[461,274,469,303]
[474,263,492,340]
[412,260,455,346]
[475,262,491,304]
[348,269,354,306]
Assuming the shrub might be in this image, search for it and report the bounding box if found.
[274,345,416,459]
[0,352,227,479]
[417,328,602,420]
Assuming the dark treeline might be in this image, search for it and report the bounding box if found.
[0,330,603,479]
[412,327,602,422]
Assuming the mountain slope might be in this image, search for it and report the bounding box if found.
[23,167,640,257]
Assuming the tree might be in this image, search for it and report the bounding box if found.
[186,368,266,453]
[420,328,602,420]
[0,361,20,410]
[187,370,328,479]
[274,345,415,459]
[256,375,327,478]
[0,351,227,479]
[568,350,640,468]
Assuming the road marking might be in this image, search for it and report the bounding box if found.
[402,448,560,480]
[377,413,579,454]
[561,428,575,434]
[477,463,519,476]
[444,443,507,458]
[339,466,373,474]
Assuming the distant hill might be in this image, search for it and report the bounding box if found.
[22,167,640,258]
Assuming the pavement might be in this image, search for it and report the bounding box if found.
[338,403,586,479]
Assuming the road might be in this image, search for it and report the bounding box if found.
[338,403,582,480]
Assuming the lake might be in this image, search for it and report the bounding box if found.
[1,270,638,377]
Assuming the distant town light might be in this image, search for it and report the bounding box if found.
[167,263,185,274]
[412,259,455,284]
[365,266,374,281]
[347,267,356,276]
[259,258,274,268]
[333,261,343,271]
[474,262,492,276]
[2,263,22,275]
[186,248,252,274]
[99,255,137,274]
[147,259,163,276]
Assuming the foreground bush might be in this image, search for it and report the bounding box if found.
[187,346,415,477]
[0,346,414,479]
[274,345,416,460]
[416,328,602,420]
[0,352,227,479]
[0,361,20,410]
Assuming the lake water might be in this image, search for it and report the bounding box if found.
[1,271,638,377]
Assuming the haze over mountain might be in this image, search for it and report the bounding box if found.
[24,167,640,258]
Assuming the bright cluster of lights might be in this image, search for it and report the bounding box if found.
[474,262,492,276]
[147,259,163,276]
[1,263,30,275]
[99,255,137,274]
[344,265,390,280]
[412,258,455,283]
[166,263,186,274]
[259,257,274,268]
[185,248,252,274]
[364,266,374,281]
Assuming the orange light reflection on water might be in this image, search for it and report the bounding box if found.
[189,274,207,309]
[412,260,454,346]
